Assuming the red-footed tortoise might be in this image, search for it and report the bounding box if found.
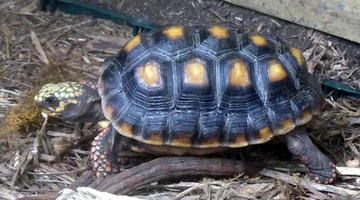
[34,26,336,183]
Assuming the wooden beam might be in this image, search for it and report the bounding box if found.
[225,0,360,44]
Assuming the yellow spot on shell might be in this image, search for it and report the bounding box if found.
[252,127,273,144]
[162,26,184,40]
[170,135,192,147]
[208,26,229,39]
[104,105,114,119]
[199,137,221,148]
[268,60,288,82]
[290,47,306,66]
[228,134,249,148]
[229,59,251,87]
[276,119,295,135]
[184,59,208,86]
[260,127,273,139]
[136,61,162,88]
[250,34,267,46]
[123,35,141,52]
[299,110,312,125]
[144,133,164,145]
[118,123,133,138]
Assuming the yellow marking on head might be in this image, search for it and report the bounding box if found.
[136,61,162,88]
[162,26,184,40]
[74,91,82,97]
[170,135,192,147]
[199,137,221,148]
[144,133,164,145]
[228,134,249,148]
[250,34,267,46]
[252,127,273,144]
[276,119,295,135]
[208,26,229,39]
[118,123,133,138]
[289,47,305,66]
[35,82,83,103]
[268,60,288,82]
[54,99,78,113]
[229,59,251,88]
[123,35,141,52]
[184,59,208,86]
[299,110,312,125]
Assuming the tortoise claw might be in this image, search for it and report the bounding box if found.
[308,162,337,184]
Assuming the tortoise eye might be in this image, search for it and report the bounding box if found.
[45,96,58,106]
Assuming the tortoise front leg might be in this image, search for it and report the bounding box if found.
[284,128,337,183]
[90,125,120,178]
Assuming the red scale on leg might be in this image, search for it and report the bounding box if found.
[93,162,99,169]
[105,160,111,166]
[90,126,119,178]
[99,128,108,136]
[91,147,96,153]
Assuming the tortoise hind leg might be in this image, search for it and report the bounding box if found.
[284,128,337,183]
[90,125,120,178]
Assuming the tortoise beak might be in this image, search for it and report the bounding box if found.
[39,109,57,117]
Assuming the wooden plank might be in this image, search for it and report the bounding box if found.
[225,0,360,44]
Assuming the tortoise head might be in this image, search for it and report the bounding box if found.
[34,81,103,122]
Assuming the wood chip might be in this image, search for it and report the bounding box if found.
[337,166,360,176]
[260,169,360,197]
[30,31,49,65]
[57,187,145,200]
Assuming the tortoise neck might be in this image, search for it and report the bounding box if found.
[62,80,104,122]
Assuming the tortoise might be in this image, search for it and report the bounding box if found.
[34,25,336,183]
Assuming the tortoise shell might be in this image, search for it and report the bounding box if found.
[98,26,324,148]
